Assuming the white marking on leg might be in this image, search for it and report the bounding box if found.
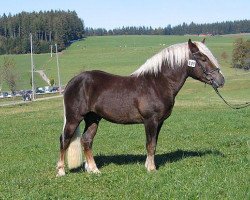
[85,161,100,173]
[85,161,90,172]
[145,156,148,168]
[57,168,66,177]
[145,155,156,171]
[56,161,65,177]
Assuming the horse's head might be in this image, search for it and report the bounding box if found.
[187,39,225,88]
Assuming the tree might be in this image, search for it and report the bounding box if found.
[244,40,250,70]
[2,57,18,94]
[232,38,250,70]
[50,78,55,86]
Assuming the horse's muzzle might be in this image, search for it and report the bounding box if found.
[211,75,225,88]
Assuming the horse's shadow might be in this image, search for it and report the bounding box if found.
[95,149,224,169]
[70,149,224,173]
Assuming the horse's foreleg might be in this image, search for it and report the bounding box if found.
[82,120,100,173]
[144,119,162,171]
[56,121,79,177]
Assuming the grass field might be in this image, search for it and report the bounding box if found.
[0,35,249,199]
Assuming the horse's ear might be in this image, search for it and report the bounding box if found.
[201,38,206,44]
[188,39,199,53]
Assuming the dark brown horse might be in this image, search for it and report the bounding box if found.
[56,39,225,176]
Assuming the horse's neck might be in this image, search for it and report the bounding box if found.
[158,66,188,97]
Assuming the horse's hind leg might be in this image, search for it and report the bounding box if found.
[81,113,101,173]
[56,120,80,177]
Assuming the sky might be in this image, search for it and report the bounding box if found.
[0,0,250,29]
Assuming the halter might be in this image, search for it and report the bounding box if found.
[192,51,220,80]
[191,51,250,109]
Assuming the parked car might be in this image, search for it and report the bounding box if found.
[44,86,51,93]
[2,92,12,98]
[50,86,59,93]
[36,87,45,94]
[14,91,22,97]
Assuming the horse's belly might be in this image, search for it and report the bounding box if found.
[94,103,142,124]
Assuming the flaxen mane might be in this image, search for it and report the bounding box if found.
[131,42,220,77]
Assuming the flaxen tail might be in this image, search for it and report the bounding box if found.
[67,125,83,169]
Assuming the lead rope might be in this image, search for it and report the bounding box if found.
[213,87,250,109]
[192,51,250,109]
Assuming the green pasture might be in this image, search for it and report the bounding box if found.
[0,35,249,199]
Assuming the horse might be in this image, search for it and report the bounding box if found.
[56,39,225,177]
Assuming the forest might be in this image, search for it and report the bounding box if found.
[0,10,249,55]
[0,10,85,54]
[85,20,250,36]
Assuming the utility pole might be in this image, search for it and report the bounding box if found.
[50,45,53,57]
[30,33,35,100]
[55,44,62,94]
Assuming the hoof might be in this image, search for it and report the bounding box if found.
[92,168,101,174]
[145,161,156,172]
[147,167,156,172]
[85,162,100,174]
[56,168,66,177]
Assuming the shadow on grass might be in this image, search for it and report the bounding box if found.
[95,149,224,169]
[70,149,224,173]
